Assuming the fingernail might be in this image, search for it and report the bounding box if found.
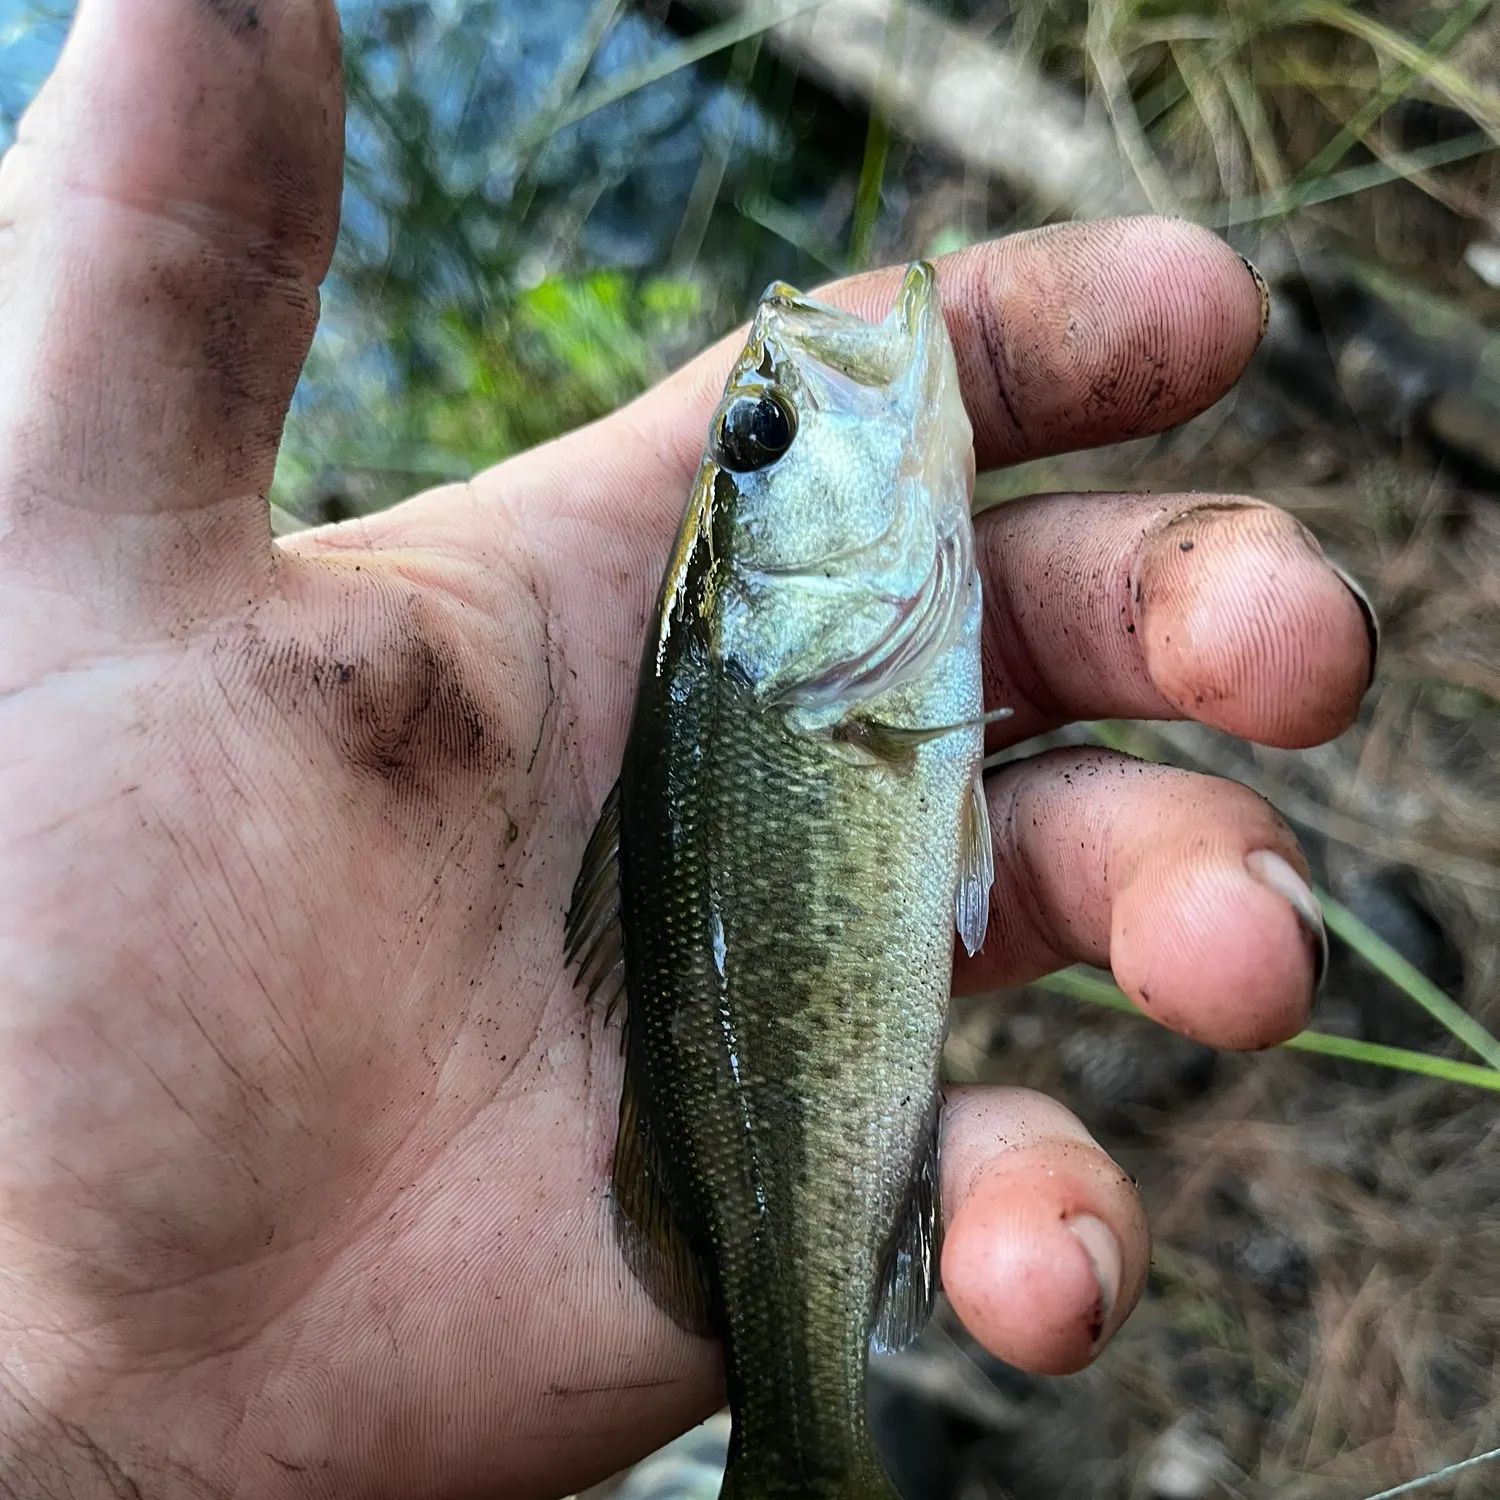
[1238,253,1271,339]
[1328,560,1381,689]
[1244,850,1328,993]
[1067,1213,1122,1350]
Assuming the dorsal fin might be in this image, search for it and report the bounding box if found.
[566,782,712,1335]
[565,781,626,1018]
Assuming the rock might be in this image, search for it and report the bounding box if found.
[1138,1420,1237,1500]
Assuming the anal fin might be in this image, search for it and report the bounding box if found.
[871,1107,942,1355]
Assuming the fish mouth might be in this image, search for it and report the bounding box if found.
[725,261,941,404]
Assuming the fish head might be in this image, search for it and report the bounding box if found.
[690,262,978,720]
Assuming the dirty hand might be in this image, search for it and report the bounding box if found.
[0,2,1375,1497]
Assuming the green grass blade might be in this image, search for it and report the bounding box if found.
[1031,969,1500,1095]
[1273,0,1492,216]
[519,0,829,152]
[1033,966,1140,1014]
[849,0,909,270]
[850,113,891,271]
[735,191,846,273]
[1319,892,1500,1072]
[1086,0,1181,213]
[671,32,762,269]
[1205,129,1496,227]
[1081,719,1147,754]
[1282,1030,1500,1092]
[1295,0,1499,158]
[1358,1445,1500,1499]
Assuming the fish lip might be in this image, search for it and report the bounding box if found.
[724,261,941,402]
[892,259,942,404]
[893,260,938,340]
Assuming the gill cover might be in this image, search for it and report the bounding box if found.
[688,263,980,724]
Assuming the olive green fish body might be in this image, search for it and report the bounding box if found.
[570,265,989,1500]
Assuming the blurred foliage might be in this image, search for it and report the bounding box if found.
[993,0,1500,263]
[276,0,786,516]
[274,266,707,514]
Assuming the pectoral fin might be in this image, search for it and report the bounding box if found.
[956,770,993,957]
[870,1108,942,1355]
[834,706,1012,765]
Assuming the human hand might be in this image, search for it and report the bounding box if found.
[0,3,1374,1497]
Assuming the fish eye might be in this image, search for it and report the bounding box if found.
[714,391,796,473]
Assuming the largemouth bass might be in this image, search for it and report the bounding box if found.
[567,262,992,1500]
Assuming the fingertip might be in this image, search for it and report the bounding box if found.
[1134,500,1374,747]
[946,216,1270,467]
[942,1147,1143,1376]
[1112,835,1318,1049]
[1142,216,1270,348]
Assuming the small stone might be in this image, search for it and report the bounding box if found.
[1139,1419,1235,1500]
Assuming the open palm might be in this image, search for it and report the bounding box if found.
[0,4,1374,1498]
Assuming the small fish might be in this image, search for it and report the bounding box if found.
[568,263,993,1500]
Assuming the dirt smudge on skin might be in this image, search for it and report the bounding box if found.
[233,588,500,804]
[201,0,263,39]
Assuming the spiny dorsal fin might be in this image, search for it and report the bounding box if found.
[614,1062,715,1338]
[956,769,993,957]
[567,783,711,1334]
[870,1104,942,1355]
[565,782,627,1019]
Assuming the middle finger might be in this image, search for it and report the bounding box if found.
[959,748,1325,1049]
[978,490,1377,750]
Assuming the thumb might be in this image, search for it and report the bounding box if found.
[0,0,343,631]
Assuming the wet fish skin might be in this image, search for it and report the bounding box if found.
[571,263,989,1500]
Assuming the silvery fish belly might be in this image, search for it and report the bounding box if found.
[567,263,991,1500]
